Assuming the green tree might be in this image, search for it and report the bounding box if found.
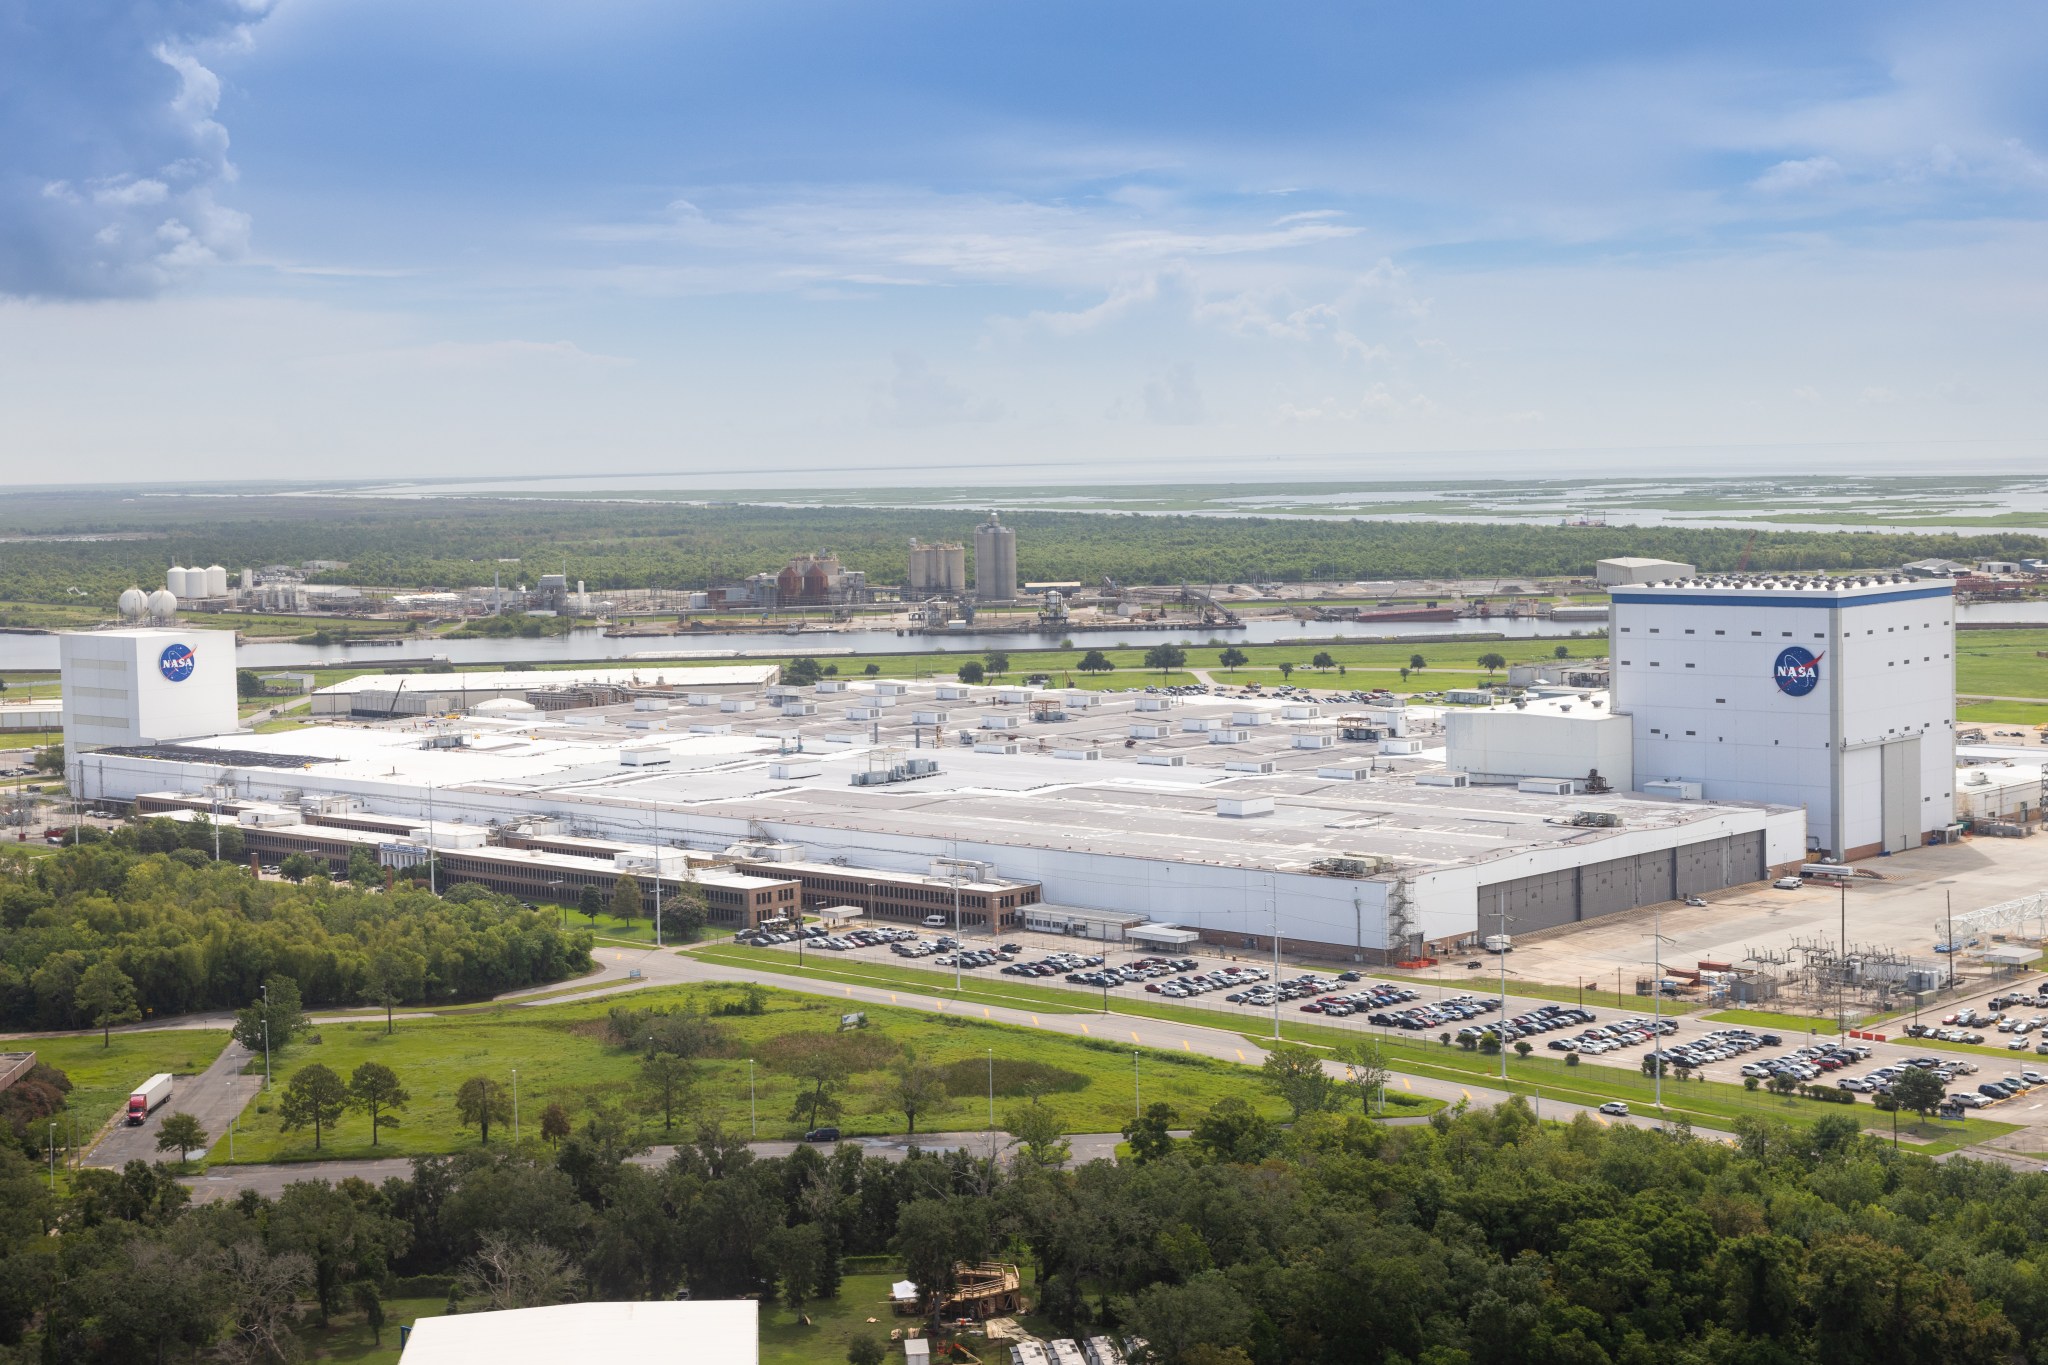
[1261,1043,1340,1119]
[347,846,383,887]
[847,1332,887,1365]
[1077,649,1115,673]
[1408,654,1427,671]
[1122,1101,1179,1163]
[154,1112,208,1167]
[1218,647,1247,673]
[611,873,643,925]
[764,1221,826,1313]
[237,668,263,698]
[1333,1039,1388,1116]
[1890,1066,1947,1125]
[639,1050,697,1133]
[1478,652,1507,674]
[1277,661,1295,680]
[347,1062,410,1146]
[278,1063,348,1150]
[983,650,1010,678]
[539,1101,571,1144]
[33,743,64,774]
[956,660,985,684]
[1765,1070,1800,1097]
[360,946,425,1035]
[73,959,140,1045]
[278,851,320,882]
[1004,1095,1071,1169]
[457,1075,512,1145]
[666,880,709,940]
[579,884,604,928]
[353,1280,386,1346]
[1311,651,1335,671]
[1398,667,1410,683]
[232,975,308,1056]
[888,1051,948,1135]
[1143,644,1186,676]
[785,656,825,685]
[1190,1097,1276,1163]
[1554,644,1572,659]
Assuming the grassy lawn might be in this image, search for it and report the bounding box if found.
[212,984,1292,1164]
[1702,1008,1854,1034]
[293,1296,441,1365]
[1264,1023,2015,1154]
[760,1272,912,1365]
[1957,701,2048,726]
[1954,631,2048,699]
[23,1029,232,1136]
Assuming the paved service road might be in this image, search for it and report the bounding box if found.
[91,1040,254,1169]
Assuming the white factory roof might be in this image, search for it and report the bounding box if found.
[137,678,1791,879]
[314,665,778,696]
[398,1300,755,1365]
[1608,572,1953,601]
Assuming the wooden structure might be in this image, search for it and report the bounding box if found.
[940,1263,1023,1321]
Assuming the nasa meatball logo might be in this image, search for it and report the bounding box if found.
[1773,645,1822,697]
[157,643,196,683]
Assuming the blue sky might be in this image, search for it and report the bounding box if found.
[2,1,2045,484]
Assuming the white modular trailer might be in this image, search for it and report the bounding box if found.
[1610,575,1956,859]
[59,629,237,750]
[1444,707,1634,791]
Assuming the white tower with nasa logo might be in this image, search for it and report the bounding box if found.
[1609,574,1956,860]
[59,628,238,751]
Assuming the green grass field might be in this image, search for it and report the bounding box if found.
[23,1029,232,1137]
[213,983,1293,1164]
[1958,701,2048,726]
[1702,1007,1859,1034]
[1955,631,2048,699]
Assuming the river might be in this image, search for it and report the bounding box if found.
[3,602,2039,672]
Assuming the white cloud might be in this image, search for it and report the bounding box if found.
[1143,364,1205,425]
[1752,156,1844,194]
[870,350,1002,427]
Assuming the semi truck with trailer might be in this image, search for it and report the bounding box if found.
[125,1073,173,1125]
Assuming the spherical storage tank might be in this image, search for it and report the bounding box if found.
[205,565,229,597]
[146,589,178,618]
[117,587,147,619]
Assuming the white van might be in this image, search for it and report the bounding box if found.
[922,914,949,928]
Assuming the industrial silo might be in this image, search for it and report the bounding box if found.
[205,564,229,597]
[166,566,189,598]
[973,513,1016,602]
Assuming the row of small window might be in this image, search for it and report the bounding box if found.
[1621,657,1946,668]
[1649,719,1947,737]
[1622,621,1941,637]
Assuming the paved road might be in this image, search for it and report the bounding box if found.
[91,1039,254,1169]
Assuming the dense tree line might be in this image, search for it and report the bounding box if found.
[3,1094,2046,1363]
[0,845,592,1030]
[2,493,2043,607]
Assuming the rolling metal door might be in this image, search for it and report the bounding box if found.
[1881,737,1920,854]
[1479,867,1579,933]
[1633,849,1676,906]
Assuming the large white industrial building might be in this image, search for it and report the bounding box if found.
[1610,574,1956,859]
[59,629,238,749]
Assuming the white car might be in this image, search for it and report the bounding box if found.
[1597,1101,1630,1117]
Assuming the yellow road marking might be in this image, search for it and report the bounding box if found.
[1182,1040,1191,1052]
[983,1007,990,1018]
[1401,1077,1412,1091]
[1235,1048,1245,1061]
[1080,1022,1090,1035]
[890,994,897,1004]
[1461,1089,1471,1102]
[1031,1015,1039,1027]
[1130,1031,1141,1043]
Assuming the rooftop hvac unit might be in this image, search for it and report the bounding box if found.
[1517,777,1575,794]
[1135,696,1178,711]
[1217,796,1275,818]
[847,706,881,720]
[719,698,756,712]
[619,745,673,766]
[1208,729,1251,744]
[1643,779,1703,800]
[1292,733,1335,749]
[1281,704,1322,719]
[1317,765,1374,781]
[1180,717,1217,732]
[815,680,848,693]
[980,714,1019,730]
[935,685,970,700]
[765,685,801,700]
[1224,759,1276,774]
[633,697,670,711]
[874,682,909,696]
[1136,753,1186,767]
[1379,737,1424,755]
[1230,711,1271,726]
[688,722,734,735]
[781,701,819,716]
[974,741,1021,755]
[1064,692,1098,708]
[996,688,1031,704]
[1414,771,1469,788]
[1128,723,1169,739]
[1054,748,1101,761]
[912,710,949,725]
[687,693,721,706]
[821,732,863,746]
[623,716,670,731]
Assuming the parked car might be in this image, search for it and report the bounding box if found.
[1597,1101,1630,1117]
[1772,876,1803,890]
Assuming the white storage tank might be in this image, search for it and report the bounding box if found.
[205,565,229,597]
[146,588,178,618]
[165,566,189,598]
[117,587,147,619]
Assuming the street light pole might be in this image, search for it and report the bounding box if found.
[512,1069,519,1144]
[749,1058,756,1138]
[261,982,271,1091]
[1133,1050,1141,1117]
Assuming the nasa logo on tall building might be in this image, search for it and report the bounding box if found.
[1773,646,1822,697]
[157,642,197,683]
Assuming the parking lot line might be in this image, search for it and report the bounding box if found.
[1130,1030,1141,1043]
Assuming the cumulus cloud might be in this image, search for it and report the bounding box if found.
[1,1,274,299]
[870,350,1002,427]
[1751,156,1844,194]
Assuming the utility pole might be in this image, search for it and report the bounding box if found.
[512,1068,519,1144]
[1496,891,1510,1084]
[748,1058,756,1138]
[261,982,271,1091]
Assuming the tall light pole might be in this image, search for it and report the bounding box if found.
[986,1048,995,1161]
[261,982,271,1091]
[1133,1050,1141,1117]
[511,1069,519,1144]
[748,1058,756,1138]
